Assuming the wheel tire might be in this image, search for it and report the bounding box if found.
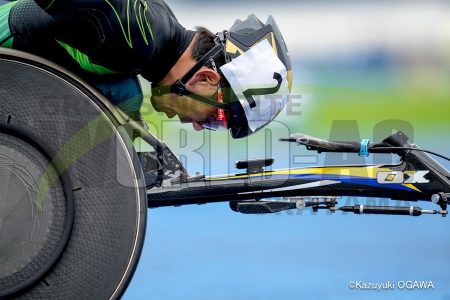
[0,49,147,299]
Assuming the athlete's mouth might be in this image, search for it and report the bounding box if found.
[192,121,205,131]
[178,117,205,130]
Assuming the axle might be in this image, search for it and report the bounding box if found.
[334,205,446,217]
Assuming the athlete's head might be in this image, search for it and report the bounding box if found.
[151,14,293,138]
[150,28,226,131]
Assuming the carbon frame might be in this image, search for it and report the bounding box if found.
[147,140,450,209]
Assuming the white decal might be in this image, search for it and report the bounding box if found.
[377,171,429,184]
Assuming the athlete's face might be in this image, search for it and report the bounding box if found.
[151,93,218,131]
[151,67,222,131]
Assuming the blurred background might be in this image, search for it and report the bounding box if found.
[125,1,450,299]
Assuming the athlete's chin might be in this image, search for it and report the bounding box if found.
[192,121,205,131]
[178,116,192,123]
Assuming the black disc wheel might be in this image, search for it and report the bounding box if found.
[0,49,147,299]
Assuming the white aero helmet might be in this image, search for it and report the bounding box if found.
[220,14,293,138]
[151,14,293,138]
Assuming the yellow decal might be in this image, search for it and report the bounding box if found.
[210,166,388,181]
[402,184,421,192]
[287,70,293,91]
[385,174,397,182]
[225,40,244,56]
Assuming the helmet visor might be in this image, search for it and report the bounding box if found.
[201,122,228,131]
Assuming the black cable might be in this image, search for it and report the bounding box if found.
[371,147,450,162]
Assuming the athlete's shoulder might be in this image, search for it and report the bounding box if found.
[34,0,108,16]
[9,0,55,40]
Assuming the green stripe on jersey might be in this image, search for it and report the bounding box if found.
[56,40,118,75]
[0,1,15,48]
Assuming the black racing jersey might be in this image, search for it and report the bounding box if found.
[8,0,195,83]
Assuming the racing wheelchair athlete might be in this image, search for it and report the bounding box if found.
[0,3,293,297]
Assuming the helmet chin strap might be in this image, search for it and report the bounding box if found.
[151,43,231,110]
